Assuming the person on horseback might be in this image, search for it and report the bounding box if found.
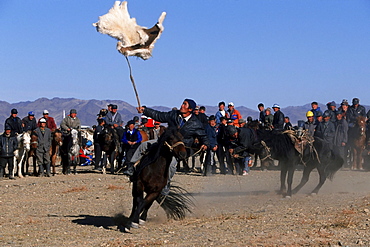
[128,99,209,192]
[61,109,81,134]
[105,104,124,140]
[272,104,285,130]
[22,111,37,132]
[348,98,366,128]
[4,109,23,137]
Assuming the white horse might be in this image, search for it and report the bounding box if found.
[69,129,80,174]
[13,132,31,178]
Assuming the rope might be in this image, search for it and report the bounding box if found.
[124,55,141,108]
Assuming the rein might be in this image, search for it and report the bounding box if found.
[259,140,272,162]
[164,141,185,152]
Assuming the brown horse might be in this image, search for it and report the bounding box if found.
[50,129,63,175]
[349,116,366,170]
[25,132,38,176]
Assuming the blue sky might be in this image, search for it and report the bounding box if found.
[1,0,370,109]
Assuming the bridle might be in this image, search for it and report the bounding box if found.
[259,140,272,162]
[164,141,185,152]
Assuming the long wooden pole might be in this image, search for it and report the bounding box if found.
[124,55,141,108]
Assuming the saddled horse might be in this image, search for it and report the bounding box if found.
[258,130,344,197]
[348,116,366,170]
[13,132,31,178]
[50,129,63,175]
[120,127,192,232]
[60,129,81,175]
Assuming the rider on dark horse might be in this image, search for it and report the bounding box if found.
[60,109,81,174]
[125,99,209,194]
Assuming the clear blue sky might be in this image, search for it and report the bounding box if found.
[1,0,370,109]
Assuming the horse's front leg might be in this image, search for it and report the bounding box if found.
[352,148,358,170]
[286,162,296,198]
[279,161,287,196]
[139,192,160,224]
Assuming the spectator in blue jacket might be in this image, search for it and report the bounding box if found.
[203,115,218,176]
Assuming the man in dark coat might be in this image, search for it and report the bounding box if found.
[334,111,348,160]
[0,126,18,179]
[34,118,52,177]
[315,110,335,147]
[4,109,23,137]
[348,98,366,127]
[203,115,218,176]
[136,99,209,194]
[122,120,142,175]
[216,117,232,174]
[272,104,285,130]
[22,111,38,132]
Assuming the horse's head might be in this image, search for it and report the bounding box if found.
[30,133,38,150]
[164,128,187,160]
[53,129,63,146]
[71,129,79,145]
[356,116,366,136]
[22,132,31,151]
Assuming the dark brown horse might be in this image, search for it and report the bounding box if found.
[120,128,192,232]
[349,116,366,170]
[50,129,63,175]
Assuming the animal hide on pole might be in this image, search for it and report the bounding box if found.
[93,1,166,108]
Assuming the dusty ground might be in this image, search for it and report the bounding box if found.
[0,165,369,247]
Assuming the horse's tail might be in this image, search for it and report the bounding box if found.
[156,185,194,220]
[325,146,344,180]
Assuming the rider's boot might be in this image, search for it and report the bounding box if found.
[123,162,135,176]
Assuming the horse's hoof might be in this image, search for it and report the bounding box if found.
[139,219,146,225]
[131,222,139,229]
[310,193,317,196]
[284,196,291,199]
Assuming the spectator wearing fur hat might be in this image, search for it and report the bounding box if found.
[226,102,242,127]
[4,109,23,137]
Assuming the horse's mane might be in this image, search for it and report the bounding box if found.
[139,127,178,170]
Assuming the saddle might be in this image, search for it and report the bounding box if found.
[283,129,315,155]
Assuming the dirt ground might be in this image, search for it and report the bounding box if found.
[0,164,369,247]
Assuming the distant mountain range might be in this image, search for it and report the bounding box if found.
[1,98,368,130]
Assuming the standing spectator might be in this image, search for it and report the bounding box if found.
[216,117,232,174]
[22,111,37,132]
[4,109,23,137]
[93,118,106,170]
[338,100,350,122]
[0,126,18,179]
[304,111,316,136]
[122,120,142,176]
[315,111,323,125]
[215,101,226,125]
[39,110,57,132]
[326,101,337,123]
[60,109,81,135]
[315,111,335,147]
[257,103,265,124]
[226,102,242,127]
[34,118,52,177]
[264,107,274,129]
[310,102,323,121]
[203,115,218,176]
[348,97,366,127]
[284,116,293,130]
[334,111,348,161]
[195,106,208,127]
[272,104,285,130]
